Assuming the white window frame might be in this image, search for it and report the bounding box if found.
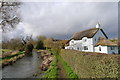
[84,46,88,50]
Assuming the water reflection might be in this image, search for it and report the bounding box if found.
[2,51,42,78]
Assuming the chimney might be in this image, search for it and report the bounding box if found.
[96,23,100,28]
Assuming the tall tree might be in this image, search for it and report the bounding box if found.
[0,0,22,32]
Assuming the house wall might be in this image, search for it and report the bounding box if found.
[95,45,108,53]
[81,37,93,52]
[107,46,118,54]
[69,39,81,46]
[95,46,118,54]
[92,29,108,52]
[66,28,111,53]
[92,29,107,46]
[68,37,94,52]
[67,40,81,50]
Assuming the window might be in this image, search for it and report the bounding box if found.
[84,39,87,42]
[98,37,101,41]
[77,47,79,50]
[111,47,114,50]
[99,47,101,51]
[84,46,88,50]
[95,38,96,41]
[112,52,115,54]
[71,41,74,43]
[82,38,87,42]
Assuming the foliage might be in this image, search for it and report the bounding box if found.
[44,38,62,54]
[25,42,33,54]
[35,36,46,49]
[37,36,46,42]
[60,55,78,79]
[43,38,53,49]
[2,38,24,51]
[59,40,69,49]
[1,0,22,32]
[35,40,44,49]
[60,49,120,78]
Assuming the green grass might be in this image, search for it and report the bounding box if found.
[0,49,12,53]
[0,49,13,55]
[59,55,79,79]
[41,52,58,79]
[0,51,24,60]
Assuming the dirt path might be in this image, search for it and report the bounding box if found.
[57,56,67,79]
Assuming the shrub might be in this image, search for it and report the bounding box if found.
[60,49,120,78]
[25,42,33,54]
[35,40,45,49]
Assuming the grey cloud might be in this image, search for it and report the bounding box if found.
[3,2,118,40]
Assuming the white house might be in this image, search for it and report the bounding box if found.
[65,23,118,54]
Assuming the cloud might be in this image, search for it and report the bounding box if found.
[2,1,118,40]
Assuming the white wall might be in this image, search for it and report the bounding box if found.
[69,39,81,46]
[107,46,118,54]
[81,37,93,52]
[95,46,118,54]
[95,45,108,53]
[68,37,94,52]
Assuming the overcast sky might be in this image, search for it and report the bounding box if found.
[2,0,118,40]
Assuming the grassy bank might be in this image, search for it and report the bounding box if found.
[41,51,58,78]
[0,50,25,67]
[0,49,12,53]
[59,55,78,78]
[1,51,24,60]
[60,49,120,78]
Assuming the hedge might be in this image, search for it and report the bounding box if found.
[60,49,120,78]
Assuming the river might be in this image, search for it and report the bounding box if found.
[2,51,43,78]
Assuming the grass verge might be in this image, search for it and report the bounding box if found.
[1,51,24,60]
[41,53,58,78]
[59,55,79,79]
[0,49,12,53]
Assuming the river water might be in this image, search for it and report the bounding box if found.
[2,51,43,78]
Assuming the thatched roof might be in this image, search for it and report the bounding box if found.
[71,28,99,40]
[113,40,120,45]
[95,37,118,46]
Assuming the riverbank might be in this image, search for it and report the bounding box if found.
[0,50,25,68]
[38,49,78,79]
[39,50,58,78]
[37,50,54,71]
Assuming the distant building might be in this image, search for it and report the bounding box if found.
[65,23,118,54]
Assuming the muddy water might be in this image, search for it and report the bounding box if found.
[2,51,42,78]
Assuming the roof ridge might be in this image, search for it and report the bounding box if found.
[71,28,99,40]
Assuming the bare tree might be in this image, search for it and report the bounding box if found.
[0,0,22,32]
[21,35,33,46]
